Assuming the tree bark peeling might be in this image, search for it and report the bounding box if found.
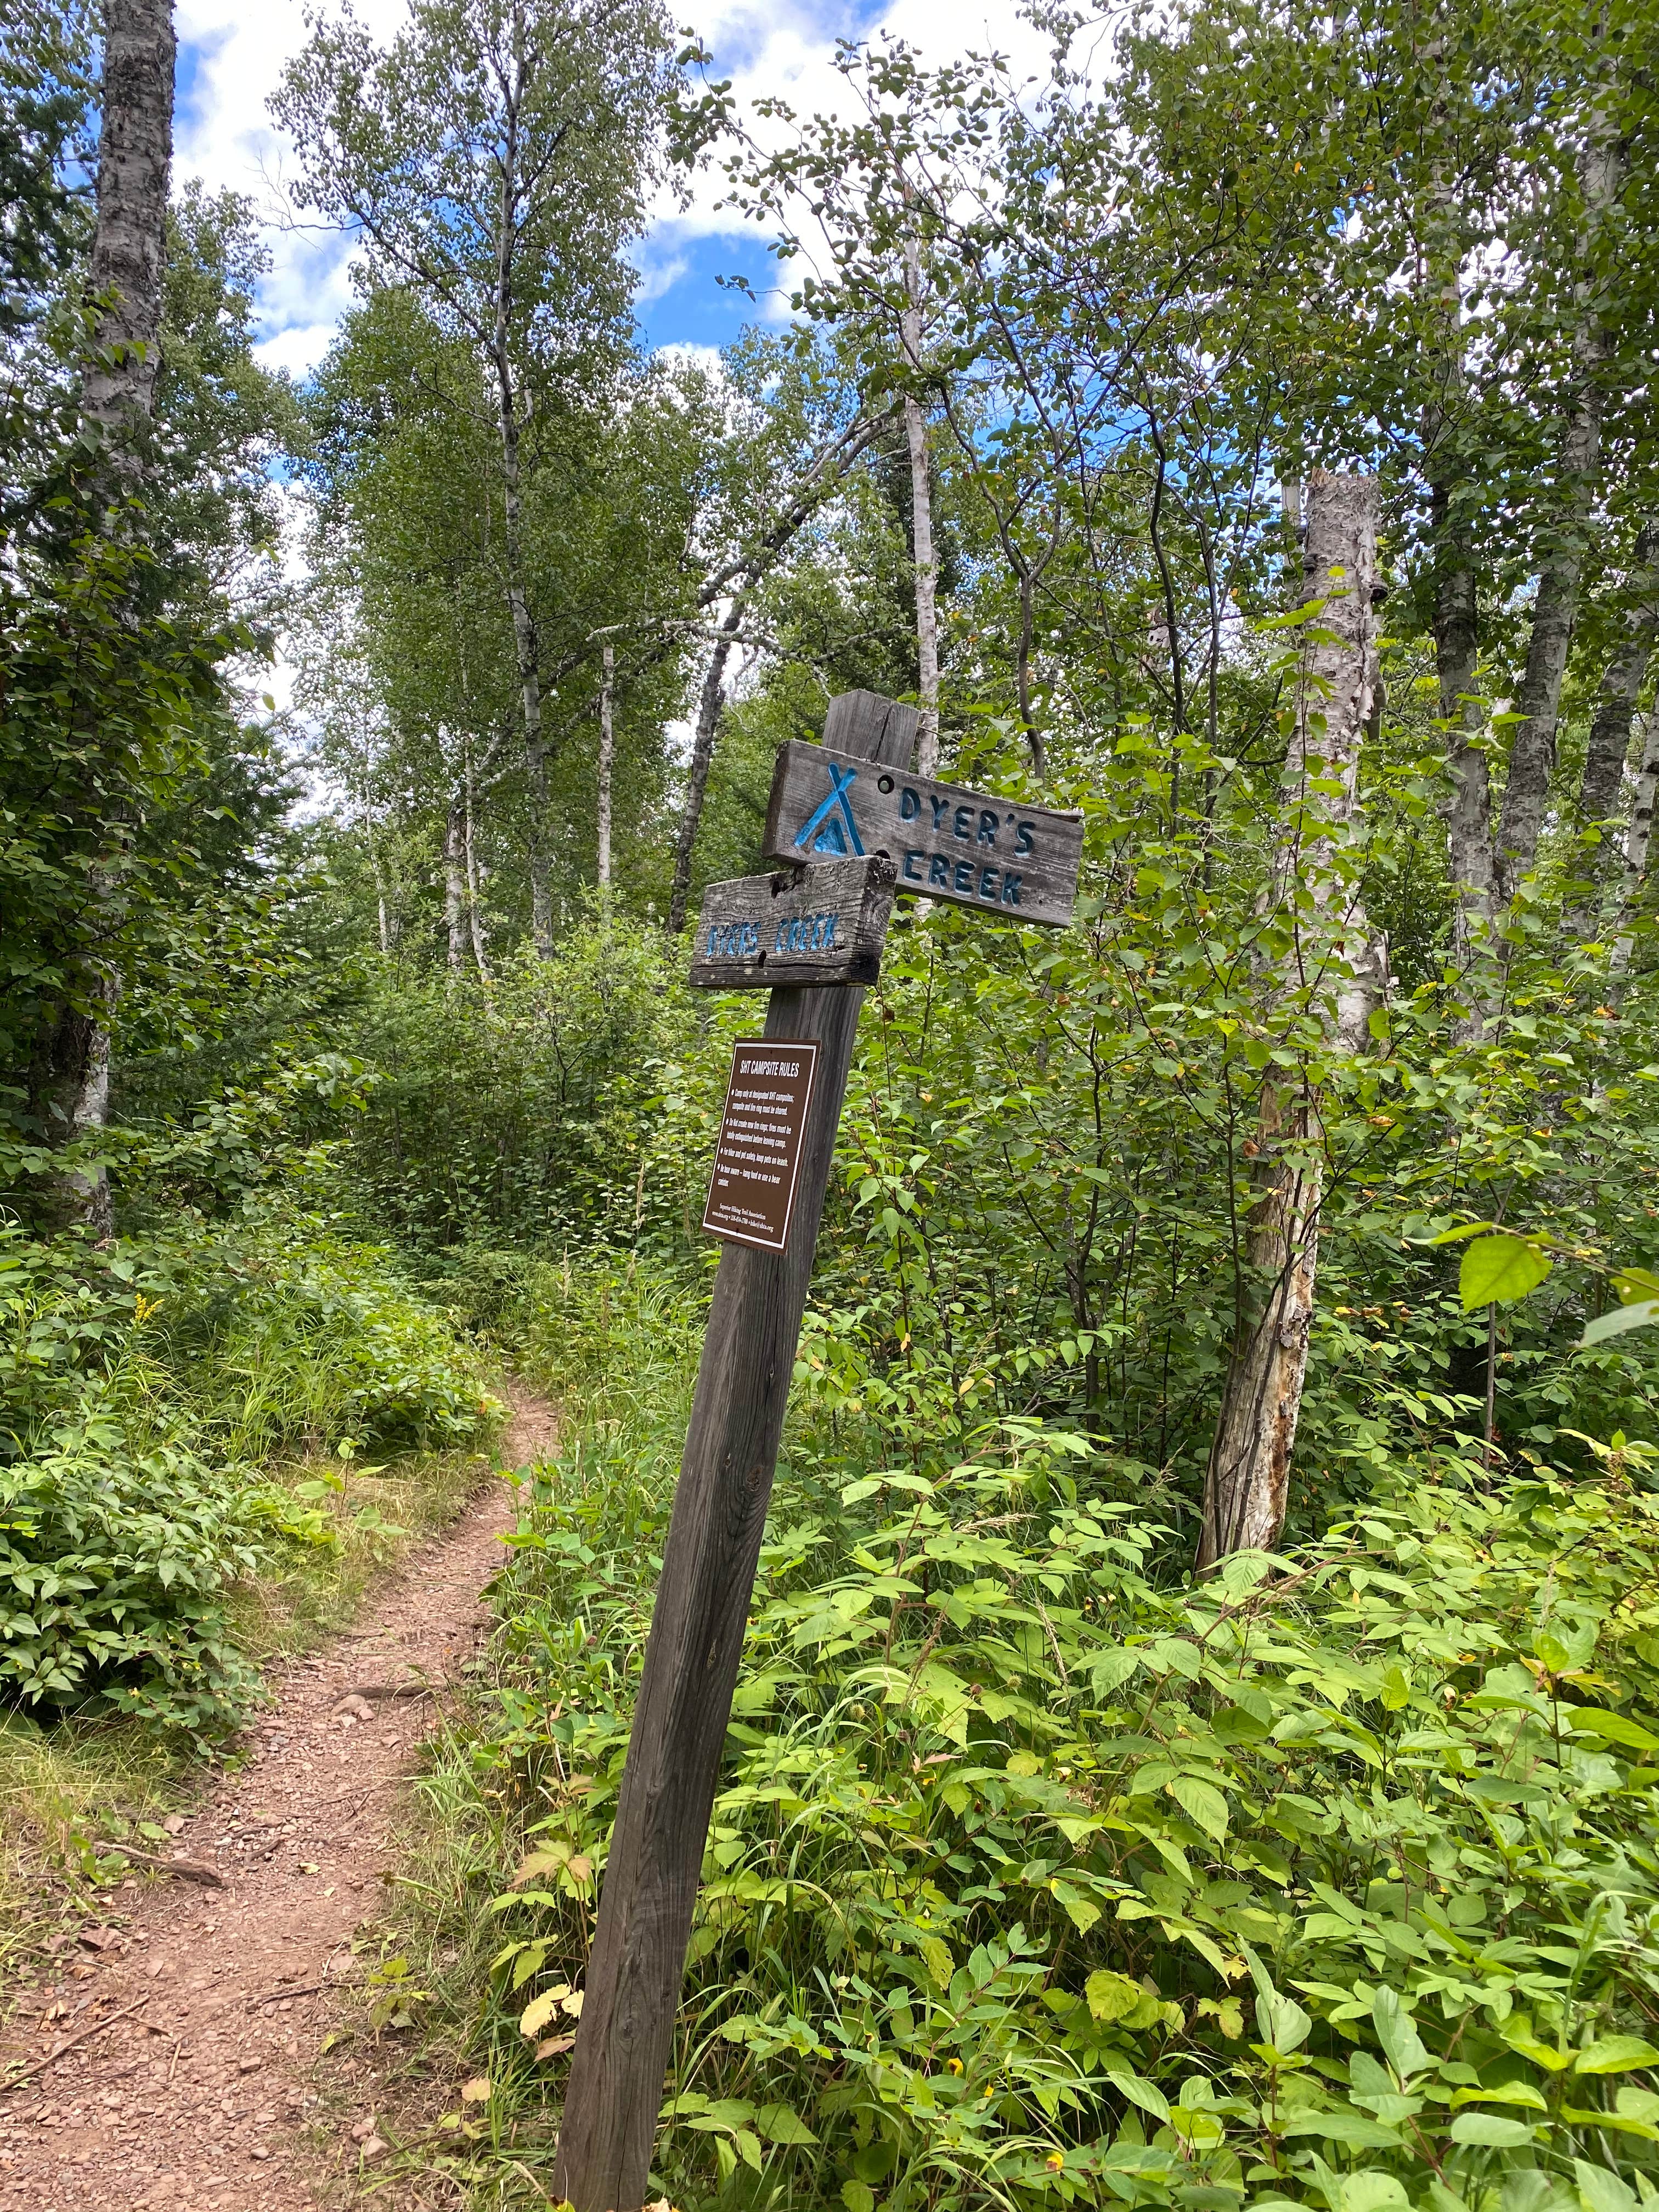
[1197,471,1380,1572]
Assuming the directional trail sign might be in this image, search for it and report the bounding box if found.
[689,854,896,989]
[554,691,1081,2212]
[764,739,1083,929]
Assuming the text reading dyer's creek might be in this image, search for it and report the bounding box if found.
[892,792,1034,905]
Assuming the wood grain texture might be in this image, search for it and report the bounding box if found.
[763,742,1082,928]
[552,696,917,2212]
[688,856,896,989]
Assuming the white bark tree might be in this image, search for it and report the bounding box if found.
[1496,112,1624,893]
[55,0,176,1235]
[1197,471,1383,1571]
[275,0,674,957]
[901,235,940,775]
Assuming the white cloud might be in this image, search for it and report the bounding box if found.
[253,321,342,377]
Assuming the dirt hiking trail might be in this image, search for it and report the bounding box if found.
[0,1389,555,2212]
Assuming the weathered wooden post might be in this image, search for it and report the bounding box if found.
[554,690,1082,2212]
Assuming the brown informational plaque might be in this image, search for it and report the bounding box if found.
[763,740,1083,928]
[701,1039,820,1253]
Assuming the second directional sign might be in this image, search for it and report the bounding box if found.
[764,740,1083,928]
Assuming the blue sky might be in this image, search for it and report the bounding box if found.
[170,0,1044,378]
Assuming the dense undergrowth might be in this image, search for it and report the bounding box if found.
[0,1199,501,1971]
[369,1259,1659,2212]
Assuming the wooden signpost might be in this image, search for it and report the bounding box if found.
[553,690,1081,2212]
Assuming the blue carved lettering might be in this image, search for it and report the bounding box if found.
[979,866,999,900]
[1001,873,1023,905]
[977,809,998,847]
[929,794,950,831]
[953,858,973,893]
[953,805,973,840]
[928,853,950,888]
[706,927,718,956]
[774,921,788,953]
[902,848,924,882]
[900,787,921,821]
[1015,821,1035,856]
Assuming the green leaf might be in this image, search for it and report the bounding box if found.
[1106,2069,1170,2123]
[1449,2112,1534,2146]
[1242,1945,1310,2055]
[1459,1233,1550,1310]
[1090,1647,1141,1695]
[1573,2161,1639,2212]
[1566,1708,1659,1752]
[1169,1773,1228,1839]
[1573,2036,1659,2074]
[1278,2109,1402,2147]
[1370,1986,1428,2083]
[1581,1299,1659,1346]
[755,2103,817,2146]
[842,2183,875,2212]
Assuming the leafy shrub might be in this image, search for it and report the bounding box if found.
[0,1409,264,1738]
[393,1261,1659,2211]
[0,1213,496,1739]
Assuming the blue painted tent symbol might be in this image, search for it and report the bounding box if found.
[793,763,865,857]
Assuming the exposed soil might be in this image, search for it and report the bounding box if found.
[0,1391,550,2212]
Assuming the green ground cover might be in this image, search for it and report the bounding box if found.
[365,1259,1659,2212]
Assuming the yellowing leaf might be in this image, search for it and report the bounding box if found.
[1085,1970,1146,2023]
[1459,1233,1549,1311]
[520,1990,563,2040]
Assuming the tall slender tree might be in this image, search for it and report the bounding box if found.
[275,0,676,955]
[1197,472,1381,1569]
[52,0,175,1232]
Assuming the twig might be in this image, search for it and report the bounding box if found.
[337,1683,436,1701]
[247,1983,324,2011]
[166,2036,182,2086]
[0,1997,149,2094]
[95,1845,225,1888]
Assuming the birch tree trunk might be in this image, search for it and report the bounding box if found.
[465,736,490,983]
[1419,205,1497,960]
[1577,523,1657,833]
[51,0,176,1237]
[902,237,940,776]
[668,600,744,933]
[488,12,553,957]
[1197,471,1381,1571]
[444,786,467,977]
[596,641,615,902]
[1612,713,1659,989]
[1496,119,1623,893]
